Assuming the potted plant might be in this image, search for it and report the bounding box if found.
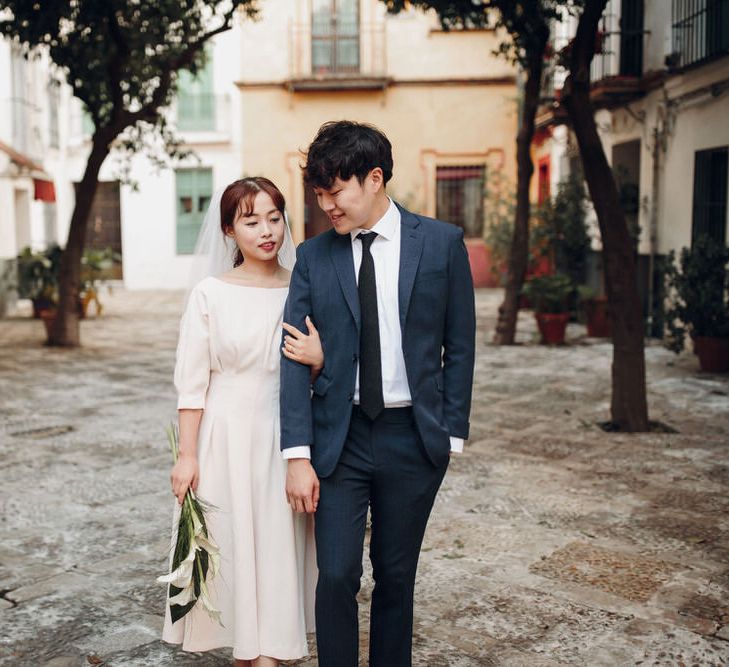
[664,235,729,373]
[577,285,612,338]
[16,245,62,318]
[79,247,118,317]
[534,175,591,298]
[522,273,573,344]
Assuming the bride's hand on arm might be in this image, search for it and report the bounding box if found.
[282,316,324,380]
[171,409,202,504]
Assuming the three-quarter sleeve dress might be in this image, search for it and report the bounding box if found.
[162,277,316,661]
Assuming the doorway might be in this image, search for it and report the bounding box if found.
[79,180,123,279]
[304,181,332,239]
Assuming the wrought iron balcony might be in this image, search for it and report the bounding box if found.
[670,0,729,70]
[589,0,646,107]
[287,22,388,91]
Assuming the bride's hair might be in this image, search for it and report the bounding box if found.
[220,177,287,267]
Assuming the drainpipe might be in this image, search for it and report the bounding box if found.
[647,123,660,336]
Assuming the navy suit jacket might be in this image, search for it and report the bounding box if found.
[280,204,476,478]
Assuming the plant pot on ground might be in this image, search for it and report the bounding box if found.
[665,235,729,373]
[694,336,729,373]
[79,247,117,318]
[578,285,612,338]
[522,273,573,345]
[38,307,58,338]
[16,245,62,317]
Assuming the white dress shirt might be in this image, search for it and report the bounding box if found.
[284,198,463,459]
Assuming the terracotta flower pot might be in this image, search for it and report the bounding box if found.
[39,308,57,337]
[535,312,570,345]
[584,296,611,338]
[695,337,729,373]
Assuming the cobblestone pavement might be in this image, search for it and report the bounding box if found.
[1,289,728,666]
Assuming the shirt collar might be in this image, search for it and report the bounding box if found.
[350,197,399,244]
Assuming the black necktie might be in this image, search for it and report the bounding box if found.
[357,232,384,420]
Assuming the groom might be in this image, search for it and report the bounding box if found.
[281,120,475,666]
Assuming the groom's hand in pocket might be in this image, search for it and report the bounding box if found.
[286,459,320,514]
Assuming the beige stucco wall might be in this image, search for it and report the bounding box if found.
[239,1,513,83]
[236,0,518,242]
[238,83,516,242]
[589,57,729,257]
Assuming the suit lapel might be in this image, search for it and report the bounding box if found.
[397,206,424,330]
[330,233,361,329]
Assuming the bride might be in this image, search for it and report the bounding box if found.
[162,177,319,666]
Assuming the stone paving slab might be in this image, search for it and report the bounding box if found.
[1,289,728,665]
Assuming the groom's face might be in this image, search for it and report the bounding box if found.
[313,171,381,235]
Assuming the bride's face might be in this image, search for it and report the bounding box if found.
[227,191,285,263]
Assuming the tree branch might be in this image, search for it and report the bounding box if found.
[106,5,127,125]
[568,0,608,86]
[126,6,238,127]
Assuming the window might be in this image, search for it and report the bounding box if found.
[311,0,360,75]
[48,80,60,148]
[43,203,57,247]
[436,165,485,238]
[692,147,728,246]
[672,0,729,69]
[11,46,28,153]
[178,53,215,131]
[176,169,213,254]
[82,109,95,137]
[538,157,551,205]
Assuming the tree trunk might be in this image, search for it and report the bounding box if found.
[47,134,111,347]
[494,52,544,345]
[562,0,649,431]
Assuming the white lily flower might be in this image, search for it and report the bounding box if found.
[208,550,221,578]
[191,510,205,537]
[195,532,221,578]
[199,580,223,626]
[156,542,196,587]
[195,532,219,555]
[168,582,197,606]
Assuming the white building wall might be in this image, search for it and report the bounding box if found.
[59,24,244,290]
[0,38,60,259]
[545,1,729,261]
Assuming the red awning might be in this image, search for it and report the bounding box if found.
[34,178,56,202]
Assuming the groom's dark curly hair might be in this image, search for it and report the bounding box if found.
[303,120,393,189]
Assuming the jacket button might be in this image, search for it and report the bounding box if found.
[348,393,353,401]
[352,354,358,362]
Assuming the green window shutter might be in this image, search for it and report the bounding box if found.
[178,53,215,131]
[82,109,94,136]
[176,168,213,254]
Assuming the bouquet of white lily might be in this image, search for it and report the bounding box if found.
[158,424,223,625]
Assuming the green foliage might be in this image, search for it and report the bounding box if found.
[576,284,597,302]
[0,1,257,141]
[81,247,120,292]
[484,172,546,284]
[17,245,119,305]
[522,273,573,313]
[16,245,63,304]
[535,174,591,287]
[664,235,729,352]
[613,165,641,251]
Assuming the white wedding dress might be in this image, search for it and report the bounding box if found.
[162,276,316,660]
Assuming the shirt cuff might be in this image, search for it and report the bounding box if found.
[449,437,464,454]
[282,446,311,460]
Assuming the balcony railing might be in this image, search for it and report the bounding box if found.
[591,2,644,83]
[671,0,729,69]
[288,22,387,89]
